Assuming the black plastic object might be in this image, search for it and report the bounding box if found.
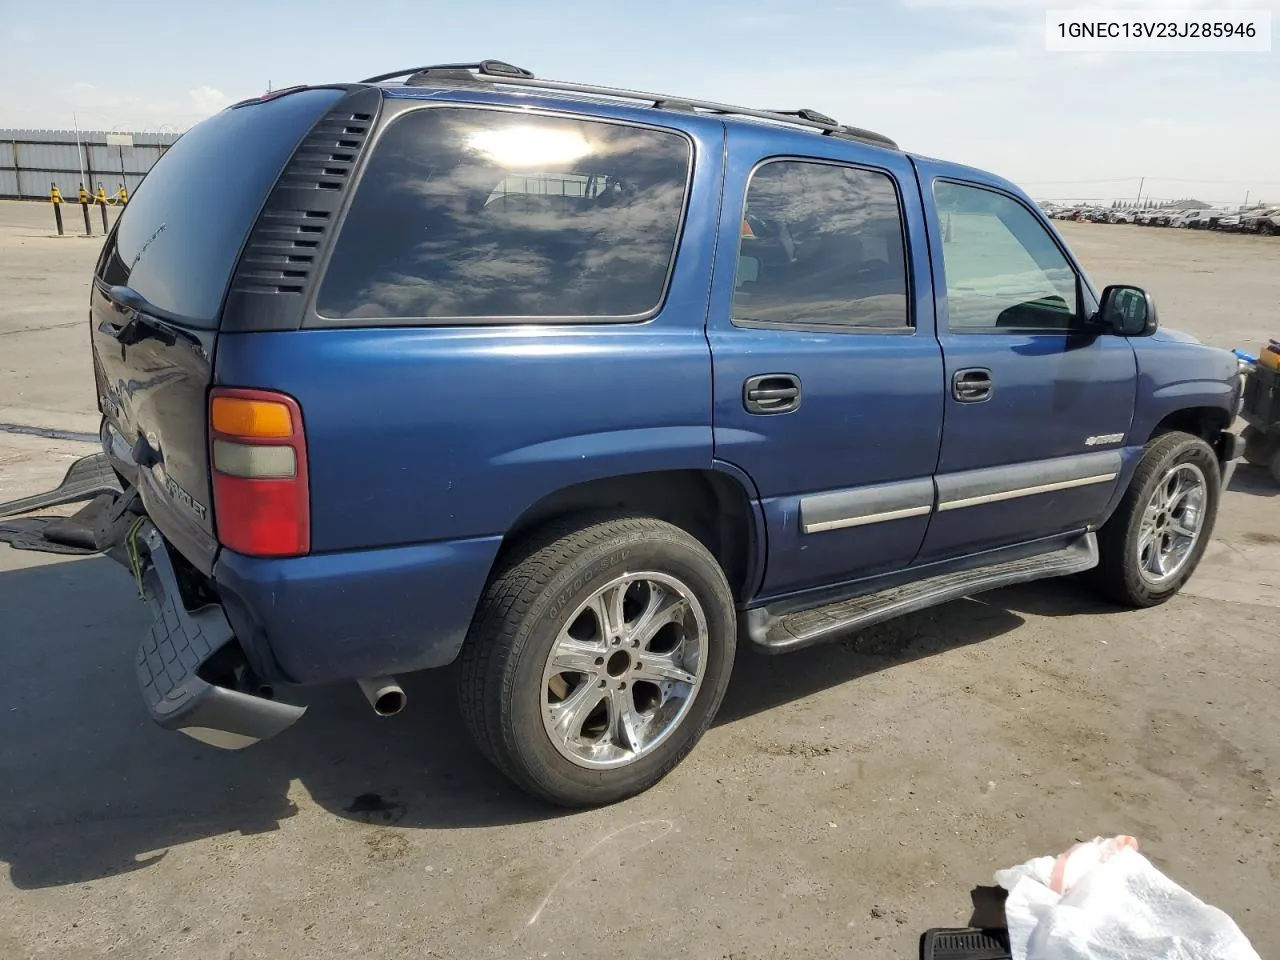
[0,490,141,557]
[134,524,306,747]
[0,453,120,519]
[770,108,840,126]
[920,928,1011,960]
[360,60,535,84]
[744,374,802,415]
[0,516,100,555]
[222,86,382,333]
[1241,363,1280,430]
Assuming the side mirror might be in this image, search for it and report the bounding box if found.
[1098,284,1158,337]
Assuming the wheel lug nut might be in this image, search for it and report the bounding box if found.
[598,679,606,688]
[594,657,604,666]
[618,682,627,690]
[630,639,639,647]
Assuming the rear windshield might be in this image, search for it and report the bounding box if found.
[95,87,344,327]
[315,107,692,322]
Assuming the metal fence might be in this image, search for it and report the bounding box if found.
[0,129,181,200]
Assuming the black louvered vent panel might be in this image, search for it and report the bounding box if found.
[223,87,381,331]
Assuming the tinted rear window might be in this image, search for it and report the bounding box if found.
[316,108,692,322]
[96,88,344,327]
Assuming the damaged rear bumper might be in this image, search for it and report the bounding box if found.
[0,460,306,749]
[131,522,305,748]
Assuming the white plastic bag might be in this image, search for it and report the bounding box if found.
[994,836,1260,960]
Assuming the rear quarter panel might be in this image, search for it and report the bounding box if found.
[215,108,727,553]
[216,323,716,552]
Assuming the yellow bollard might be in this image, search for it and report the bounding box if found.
[95,182,109,233]
[78,183,92,235]
[50,183,64,236]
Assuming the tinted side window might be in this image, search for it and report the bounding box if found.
[732,160,909,330]
[316,109,692,321]
[95,88,344,327]
[933,181,1079,332]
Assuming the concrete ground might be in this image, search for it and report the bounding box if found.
[1,199,1278,960]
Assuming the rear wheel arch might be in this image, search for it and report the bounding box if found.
[497,469,760,602]
[456,511,738,806]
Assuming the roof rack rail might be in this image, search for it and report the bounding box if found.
[360,60,534,85]
[360,60,899,151]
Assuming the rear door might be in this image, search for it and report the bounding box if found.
[91,86,347,573]
[708,126,944,600]
[913,163,1138,562]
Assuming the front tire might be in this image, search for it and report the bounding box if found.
[1089,431,1220,607]
[456,512,737,807]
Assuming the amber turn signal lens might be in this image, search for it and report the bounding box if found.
[210,396,293,438]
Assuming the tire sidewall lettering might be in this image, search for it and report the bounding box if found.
[546,547,633,624]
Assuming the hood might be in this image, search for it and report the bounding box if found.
[1151,327,1202,345]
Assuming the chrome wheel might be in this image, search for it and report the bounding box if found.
[1137,462,1207,584]
[541,571,708,770]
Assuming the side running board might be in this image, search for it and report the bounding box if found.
[747,533,1098,653]
[0,453,120,519]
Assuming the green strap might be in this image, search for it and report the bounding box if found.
[125,517,147,599]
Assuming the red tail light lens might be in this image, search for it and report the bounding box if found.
[209,388,310,557]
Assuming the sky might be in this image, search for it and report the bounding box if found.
[1,0,1276,205]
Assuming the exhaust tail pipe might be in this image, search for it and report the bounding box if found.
[358,677,406,717]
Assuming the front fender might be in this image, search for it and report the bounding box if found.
[1128,334,1238,443]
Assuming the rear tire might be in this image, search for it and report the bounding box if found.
[1088,431,1220,607]
[456,512,737,807]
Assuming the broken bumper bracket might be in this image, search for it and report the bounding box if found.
[134,524,306,749]
[0,453,121,520]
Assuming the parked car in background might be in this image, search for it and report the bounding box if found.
[1110,209,1137,224]
[1242,207,1280,235]
[1187,209,1225,229]
[1215,213,1243,231]
[1170,210,1206,228]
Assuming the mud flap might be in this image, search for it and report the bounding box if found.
[0,453,121,520]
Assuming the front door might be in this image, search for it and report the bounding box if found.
[709,126,944,600]
[915,166,1138,562]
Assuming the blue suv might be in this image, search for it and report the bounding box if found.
[26,61,1244,806]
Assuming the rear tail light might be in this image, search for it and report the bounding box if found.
[209,388,310,557]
